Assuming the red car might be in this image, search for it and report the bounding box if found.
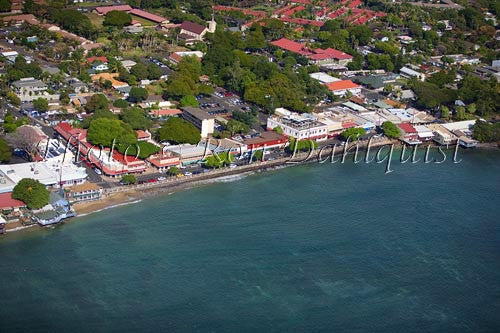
[224,92,232,97]
[147,178,157,183]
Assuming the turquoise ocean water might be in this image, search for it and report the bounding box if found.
[0,149,499,332]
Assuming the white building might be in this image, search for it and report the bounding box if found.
[182,107,215,138]
[267,111,328,141]
[11,77,59,102]
[0,157,88,194]
[400,66,426,81]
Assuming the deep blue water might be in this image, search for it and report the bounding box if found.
[1,149,499,332]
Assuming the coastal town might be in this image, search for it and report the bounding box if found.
[0,0,498,233]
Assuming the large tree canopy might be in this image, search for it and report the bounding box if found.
[104,10,132,27]
[87,118,137,147]
[156,117,201,144]
[12,178,49,209]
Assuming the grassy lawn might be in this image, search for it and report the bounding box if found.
[86,12,104,28]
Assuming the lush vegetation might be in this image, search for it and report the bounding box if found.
[0,138,12,162]
[341,128,367,141]
[33,98,48,112]
[121,174,137,184]
[87,118,137,147]
[12,178,50,209]
[1,113,29,133]
[120,107,152,130]
[204,152,234,168]
[287,138,318,153]
[156,117,201,144]
[473,121,500,142]
[116,141,160,159]
[381,121,401,138]
[104,10,132,27]
[167,166,180,175]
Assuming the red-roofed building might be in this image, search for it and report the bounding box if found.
[270,38,312,55]
[243,131,288,150]
[397,123,421,145]
[0,192,25,211]
[54,123,147,176]
[95,5,132,15]
[129,9,168,24]
[271,38,352,65]
[149,109,182,117]
[178,21,209,44]
[136,130,152,141]
[325,80,361,96]
[147,153,181,171]
[87,56,108,64]
[279,17,324,27]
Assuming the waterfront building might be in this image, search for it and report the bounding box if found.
[182,107,215,138]
[65,183,103,203]
[267,111,328,141]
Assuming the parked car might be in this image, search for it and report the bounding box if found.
[157,176,166,181]
[93,167,102,175]
[184,172,192,176]
[147,178,157,183]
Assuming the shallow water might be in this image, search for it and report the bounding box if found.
[1,149,499,332]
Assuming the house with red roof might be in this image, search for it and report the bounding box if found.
[271,38,352,65]
[54,123,147,176]
[136,130,152,142]
[325,80,361,96]
[95,5,132,15]
[397,123,422,145]
[178,21,209,44]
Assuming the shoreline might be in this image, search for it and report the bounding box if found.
[3,139,498,235]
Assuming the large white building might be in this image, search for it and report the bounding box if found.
[0,156,88,194]
[267,109,328,141]
[182,107,215,138]
[11,77,59,102]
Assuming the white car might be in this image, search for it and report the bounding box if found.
[184,172,193,176]
[229,164,237,169]
[93,167,102,175]
[157,176,166,181]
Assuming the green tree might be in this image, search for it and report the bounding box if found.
[273,126,283,134]
[204,152,233,168]
[341,127,366,141]
[381,121,401,138]
[87,118,137,147]
[226,119,249,136]
[0,138,12,162]
[473,121,500,142]
[6,91,21,106]
[128,87,148,102]
[33,98,48,112]
[287,137,318,153]
[104,10,132,27]
[167,166,179,175]
[441,105,450,120]
[252,150,263,161]
[156,117,201,144]
[12,178,49,209]
[147,63,163,80]
[120,107,152,130]
[121,174,137,184]
[455,106,467,120]
[130,63,149,80]
[113,99,129,108]
[179,95,199,107]
[85,94,109,113]
[0,0,11,13]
